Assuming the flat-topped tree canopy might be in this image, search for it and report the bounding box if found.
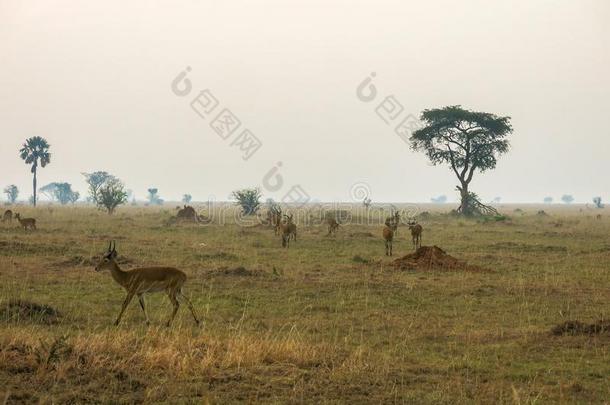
[410,106,512,216]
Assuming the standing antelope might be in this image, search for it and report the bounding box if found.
[280,214,297,248]
[382,212,400,256]
[15,213,36,231]
[94,241,200,327]
[270,207,282,235]
[408,220,423,250]
[326,217,340,235]
[1,210,12,224]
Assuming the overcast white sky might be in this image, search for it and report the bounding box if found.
[1,0,608,203]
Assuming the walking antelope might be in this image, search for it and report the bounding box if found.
[94,241,200,327]
[15,213,36,231]
[280,214,297,248]
[382,212,400,256]
[1,210,12,224]
[408,220,423,250]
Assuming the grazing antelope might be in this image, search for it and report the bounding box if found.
[408,220,423,250]
[1,210,12,224]
[15,213,36,231]
[280,214,297,248]
[94,241,200,327]
[326,217,340,235]
[382,211,400,256]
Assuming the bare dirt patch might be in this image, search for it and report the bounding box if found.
[551,320,610,336]
[393,246,488,272]
[1,300,61,324]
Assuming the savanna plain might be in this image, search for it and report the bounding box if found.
[0,204,609,404]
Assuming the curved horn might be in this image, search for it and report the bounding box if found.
[111,240,116,252]
[108,241,112,252]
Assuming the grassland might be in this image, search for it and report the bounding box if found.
[0,204,609,404]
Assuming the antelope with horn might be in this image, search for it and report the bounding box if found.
[280,214,297,248]
[382,211,400,256]
[94,241,200,327]
[15,213,36,231]
[408,220,423,250]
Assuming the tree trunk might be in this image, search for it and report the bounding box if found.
[459,182,471,216]
[32,168,37,207]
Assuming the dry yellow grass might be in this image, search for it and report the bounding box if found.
[0,204,609,403]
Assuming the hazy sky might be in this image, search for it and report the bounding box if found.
[1,0,608,203]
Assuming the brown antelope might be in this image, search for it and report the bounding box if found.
[1,210,12,224]
[270,207,282,235]
[280,214,297,248]
[326,217,340,235]
[408,220,423,250]
[15,213,36,231]
[94,241,200,327]
[382,211,400,256]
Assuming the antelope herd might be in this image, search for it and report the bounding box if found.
[2,204,429,326]
[2,205,425,254]
[3,203,608,329]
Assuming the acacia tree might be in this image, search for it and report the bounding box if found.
[232,188,262,215]
[4,185,19,204]
[82,171,115,203]
[147,188,163,205]
[410,106,512,216]
[39,182,79,205]
[593,197,604,209]
[430,195,447,204]
[97,178,128,214]
[19,136,51,207]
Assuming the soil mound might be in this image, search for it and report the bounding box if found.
[393,246,487,272]
[1,300,61,324]
[551,320,610,336]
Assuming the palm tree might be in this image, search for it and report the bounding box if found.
[19,136,51,207]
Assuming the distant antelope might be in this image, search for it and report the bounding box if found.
[596,214,602,220]
[270,207,282,235]
[280,214,297,248]
[385,211,400,230]
[408,220,423,250]
[326,217,340,235]
[94,241,200,327]
[382,212,400,256]
[15,213,36,231]
[1,210,12,224]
